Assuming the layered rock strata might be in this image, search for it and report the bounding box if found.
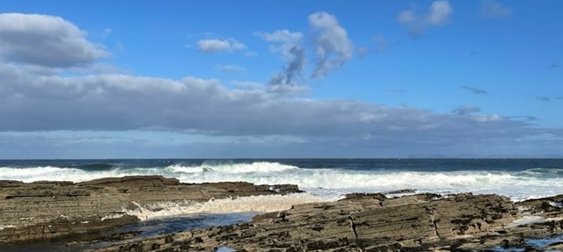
[90,192,563,252]
[0,176,301,244]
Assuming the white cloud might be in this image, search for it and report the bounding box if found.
[244,51,258,57]
[216,64,246,73]
[197,38,246,53]
[308,12,354,78]
[101,28,112,39]
[481,0,512,19]
[0,13,110,68]
[357,47,371,59]
[373,34,388,54]
[357,34,387,58]
[255,30,304,43]
[397,1,454,38]
[257,30,306,89]
[0,63,552,138]
[256,30,304,60]
[0,63,561,156]
[231,81,266,90]
[426,0,454,25]
[397,10,416,25]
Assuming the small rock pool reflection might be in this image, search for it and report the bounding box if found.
[489,234,563,252]
[2,212,257,252]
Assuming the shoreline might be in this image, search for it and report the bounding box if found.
[0,176,303,244]
[1,176,562,251]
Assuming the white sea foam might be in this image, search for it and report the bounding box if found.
[0,166,161,183]
[167,162,298,174]
[506,216,546,228]
[0,225,16,231]
[123,193,326,221]
[2,162,563,201]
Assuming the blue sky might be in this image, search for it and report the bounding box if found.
[0,1,561,158]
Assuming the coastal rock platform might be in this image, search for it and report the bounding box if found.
[0,176,302,244]
[90,192,563,252]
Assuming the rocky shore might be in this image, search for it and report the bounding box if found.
[89,193,563,252]
[0,176,301,244]
[1,176,562,251]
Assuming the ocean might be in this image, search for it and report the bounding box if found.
[2,159,563,251]
[2,158,563,201]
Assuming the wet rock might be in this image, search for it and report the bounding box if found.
[0,176,300,244]
[89,193,550,252]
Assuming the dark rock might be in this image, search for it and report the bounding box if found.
[0,176,302,244]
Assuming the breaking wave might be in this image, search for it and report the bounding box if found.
[122,193,326,221]
[2,161,563,201]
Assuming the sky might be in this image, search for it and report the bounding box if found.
[0,0,562,158]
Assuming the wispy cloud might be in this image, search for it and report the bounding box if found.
[536,96,550,102]
[397,0,454,38]
[197,38,246,53]
[216,64,246,73]
[373,34,388,54]
[452,105,481,115]
[231,81,266,90]
[101,28,112,39]
[256,12,354,91]
[461,86,488,95]
[256,29,306,90]
[386,89,408,94]
[480,0,512,19]
[357,47,371,59]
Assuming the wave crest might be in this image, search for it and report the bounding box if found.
[122,193,326,221]
[167,162,298,174]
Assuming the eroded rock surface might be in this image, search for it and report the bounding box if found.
[89,192,563,252]
[0,176,301,244]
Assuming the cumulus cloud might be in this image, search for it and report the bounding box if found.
[480,0,512,19]
[197,38,246,53]
[397,1,454,38]
[452,105,481,115]
[309,12,354,78]
[0,13,110,68]
[461,86,489,95]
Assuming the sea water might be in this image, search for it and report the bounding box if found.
[1,159,563,251]
[2,159,562,201]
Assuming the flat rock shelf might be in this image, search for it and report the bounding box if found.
[1,175,563,251]
[0,176,302,244]
[90,192,563,252]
